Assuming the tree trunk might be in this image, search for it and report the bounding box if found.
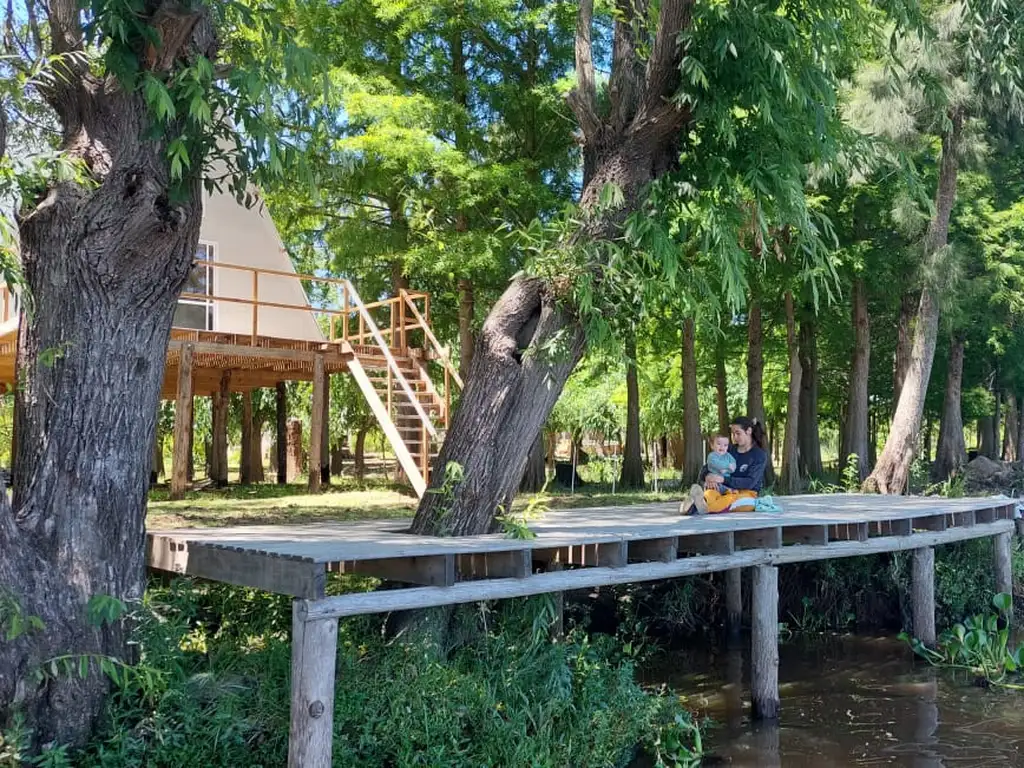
[276,382,288,484]
[746,300,775,485]
[797,313,822,478]
[409,0,692,536]
[151,431,166,484]
[354,426,369,480]
[715,337,729,434]
[780,292,803,494]
[519,432,547,492]
[841,279,870,481]
[252,416,266,483]
[933,335,966,481]
[286,418,303,481]
[211,374,230,487]
[0,52,208,750]
[893,291,917,409]
[619,331,645,489]
[458,278,474,380]
[681,317,703,484]
[980,415,997,458]
[320,378,331,486]
[923,418,933,464]
[1003,393,1018,462]
[1017,404,1024,464]
[240,390,255,484]
[867,112,962,494]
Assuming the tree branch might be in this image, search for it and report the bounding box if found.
[47,0,84,55]
[608,0,647,132]
[641,0,692,114]
[566,0,602,142]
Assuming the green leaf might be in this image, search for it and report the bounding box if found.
[993,592,1012,613]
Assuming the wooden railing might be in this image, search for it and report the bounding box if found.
[177,260,431,348]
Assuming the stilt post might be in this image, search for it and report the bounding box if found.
[912,547,936,646]
[309,354,325,493]
[726,567,743,638]
[751,564,780,721]
[995,531,1013,622]
[288,601,338,768]
[170,344,194,500]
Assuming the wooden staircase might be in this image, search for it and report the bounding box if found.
[339,286,461,498]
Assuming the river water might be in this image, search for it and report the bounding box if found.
[639,634,1024,766]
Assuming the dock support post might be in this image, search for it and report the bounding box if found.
[912,547,936,646]
[211,371,230,487]
[320,372,331,486]
[288,601,338,768]
[548,561,564,640]
[726,568,743,638]
[751,564,779,721]
[309,354,325,493]
[276,382,288,485]
[995,531,1013,622]
[170,344,194,500]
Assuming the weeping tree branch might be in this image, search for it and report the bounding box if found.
[567,0,601,142]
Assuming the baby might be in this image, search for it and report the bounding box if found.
[705,434,736,481]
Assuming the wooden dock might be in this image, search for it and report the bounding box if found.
[147,494,1019,767]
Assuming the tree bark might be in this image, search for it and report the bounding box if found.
[1003,393,1018,462]
[681,317,703,484]
[211,373,230,487]
[780,291,802,494]
[354,426,368,480]
[841,279,870,480]
[1017,404,1024,464]
[933,335,966,481]
[746,300,775,485]
[715,337,729,434]
[519,432,547,492]
[276,382,288,484]
[980,415,997,458]
[894,291,916,409]
[867,112,962,494]
[620,331,645,489]
[252,416,266,483]
[797,312,822,478]
[0,3,214,745]
[411,0,693,536]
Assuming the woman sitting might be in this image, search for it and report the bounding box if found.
[679,415,768,515]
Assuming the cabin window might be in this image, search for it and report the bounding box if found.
[173,243,215,330]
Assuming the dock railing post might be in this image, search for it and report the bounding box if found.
[751,564,779,721]
[726,568,743,639]
[289,601,338,768]
[995,531,1013,623]
[912,547,936,646]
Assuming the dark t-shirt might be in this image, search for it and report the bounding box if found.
[699,445,767,492]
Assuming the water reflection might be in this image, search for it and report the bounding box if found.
[640,635,1024,766]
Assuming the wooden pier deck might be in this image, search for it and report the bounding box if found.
[146,494,1020,767]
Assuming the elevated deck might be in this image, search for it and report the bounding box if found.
[148,494,1018,603]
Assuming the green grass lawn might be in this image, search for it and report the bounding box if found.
[146,479,683,529]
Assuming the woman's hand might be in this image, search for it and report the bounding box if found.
[705,473,725,487]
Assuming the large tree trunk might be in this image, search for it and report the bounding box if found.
[980,415,997,458]
[252,416,266,483]
[841,279,870,480]
[780,291,802,494]
[240,391,255,484]
[410,0,693,536]
[275,382,288,484]
[715,336,729,434]
[681,317,703,484]
[1017,405,1024,464]
[458,278,475,380]
[0,11,211,745]
[893,291,916,409]
[867,113,962,494]
[619,331,645,489]
[519,432,547,492]
[354,426,369,480]
[746,300,775,485]
[1003,393,1018,462]
[211,374,229,487]
[933,335,966,481]
[797,312,822,478]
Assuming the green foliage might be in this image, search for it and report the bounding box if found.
[902,593,1024,686]
[0,593,43,642]
[496,486,549,540]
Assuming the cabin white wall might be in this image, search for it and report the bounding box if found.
[198,188,324,342]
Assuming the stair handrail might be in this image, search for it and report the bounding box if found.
[345,281,437,439]
[401,290,464,390]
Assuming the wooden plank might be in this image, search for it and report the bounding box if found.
[288,603,338,768]
[534,541,628,568]
[457,550,531,580]
[871,518,911,537]
[628,537,678,563]
[345,555,456,587]
[168,339,344,364]
[829,522,868,542]
[913,515,947,532]
[782,526,828,546]
[977,507,998,524]
[678,532,734,556]
[148,537,326,598]
[735,527,782,550]
[948,509,976,528]
[308,354,325,493]
[170,344,194,500]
